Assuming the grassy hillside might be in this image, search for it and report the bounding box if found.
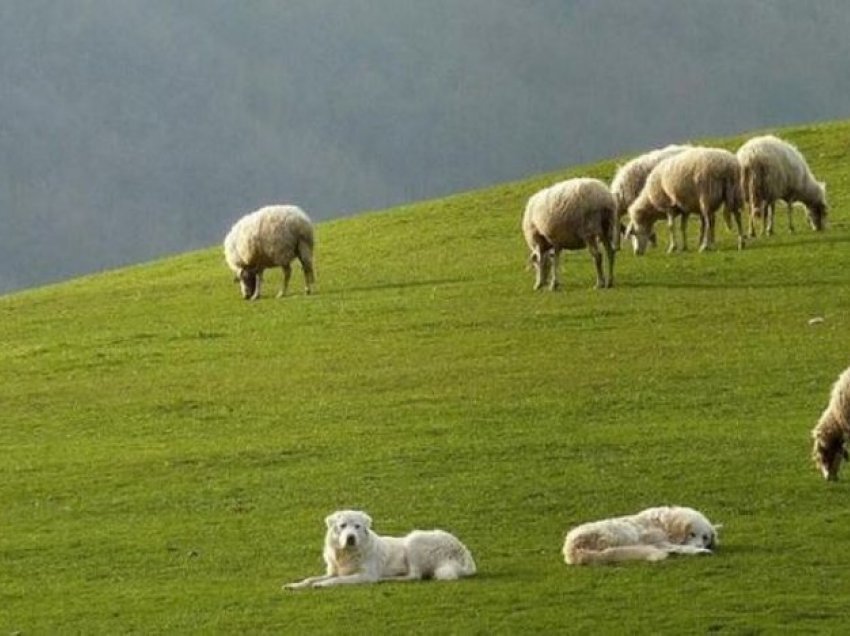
[2,120,850,634]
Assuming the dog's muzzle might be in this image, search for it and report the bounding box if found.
[345,534,357,547]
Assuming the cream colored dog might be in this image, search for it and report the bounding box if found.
[284,510,476,589]
[563,506,719,565]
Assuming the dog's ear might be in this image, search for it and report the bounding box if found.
[360,512,373,529]
[324,513,338,529]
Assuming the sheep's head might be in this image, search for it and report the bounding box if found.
[812,429,848,481]
[624,220,654,255]
[804,182,828,231]
[807,200,827,232]
[237,268,259,300]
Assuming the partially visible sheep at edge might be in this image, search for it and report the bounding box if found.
[625,147,745,255]
[610,144,691,250]
[736,134,827,237]
[223,205,316,300]
[522,178,617,290]
[811,366,850,481]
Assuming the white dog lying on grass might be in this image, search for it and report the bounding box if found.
[284,509,477,589]
[563,505,719,565]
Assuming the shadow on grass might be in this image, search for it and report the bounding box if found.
[318,277,469,297]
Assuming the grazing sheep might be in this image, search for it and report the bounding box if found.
[811,366,850,481]
[736,135,827,237]
[522,178,617,290]
[223,205,316,300]
[610,144,691,249]
[625,147,745,254]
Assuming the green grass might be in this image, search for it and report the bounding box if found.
[3,119,850,634]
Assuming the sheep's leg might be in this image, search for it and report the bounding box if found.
[298,241,316,294]
[730,206,745,250]
[786,201,795,233]
[549,250,562,291]
[764,201,775,236]
[665,214,678,253]
[601,235,615,288]
[699,212,716,252]
[532,249,549,290]
[277,264,292,298]
[747,201,758,238]
[586,240,605,289]
[679,212,689,252]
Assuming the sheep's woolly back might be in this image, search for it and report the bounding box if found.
[817,366,850,432]
[610,144,691,217]
[736,135,826,208]
[523,177,617,250]
[629,147,741,226]
[223,205,314,275]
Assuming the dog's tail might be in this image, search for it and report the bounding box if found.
[565,545,669,565]
[435,541,477,579]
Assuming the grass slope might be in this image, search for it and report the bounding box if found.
[2,120,850,634]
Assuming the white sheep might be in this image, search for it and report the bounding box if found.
[223,204,316,300]
[611,144,691,249]
[736,134,827,237]
[522,178,617,290]
[625,147,745,254]
[811,366,850,481]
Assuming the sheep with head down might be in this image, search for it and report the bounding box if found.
[811,366,850,481]
[522,178,617,290]
[625,147,745,255]
[736,134,827,237]
[223,204,316,300]
[610,144,691,249]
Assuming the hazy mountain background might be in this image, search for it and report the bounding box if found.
[2,0,849,293]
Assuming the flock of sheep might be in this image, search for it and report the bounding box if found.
[523,134,827,290]
[222,134,826,299]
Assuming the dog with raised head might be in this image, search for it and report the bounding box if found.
[563,506,719,565]
[284,510,476,589]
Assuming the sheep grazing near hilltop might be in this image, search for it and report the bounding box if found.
[522,178,617,290]
[610,144,691,249]
[223,204,316,300]
[811,366,850,481]
[736,135,827,237]
[625,147,745,255]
